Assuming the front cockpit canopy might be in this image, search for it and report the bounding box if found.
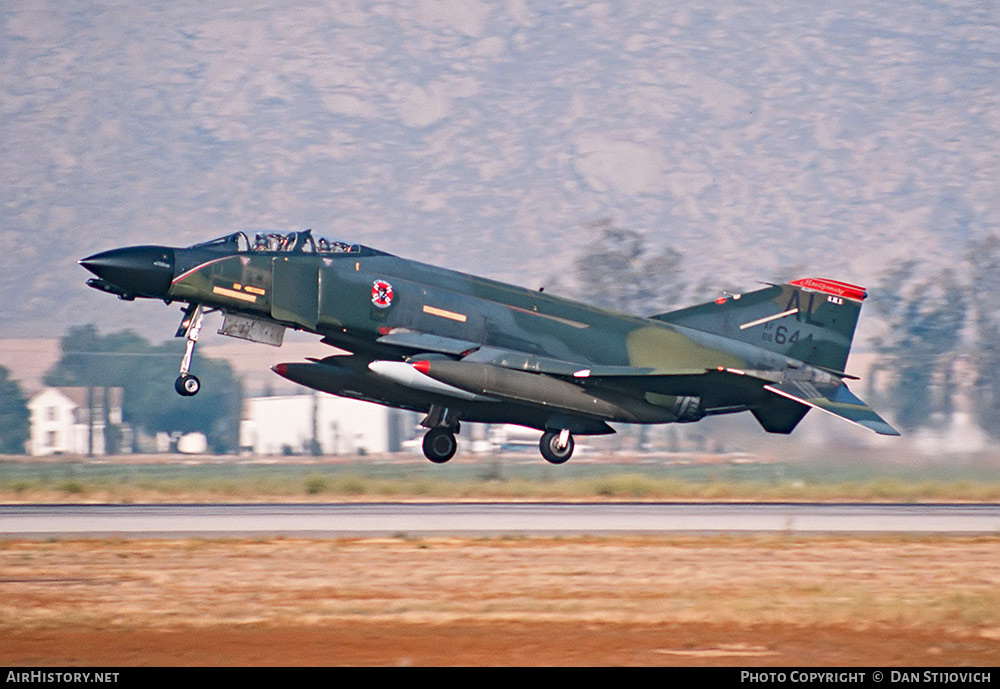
[191,229,360,255]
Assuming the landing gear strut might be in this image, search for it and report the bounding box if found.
[174,303,206,397]
[539,429,574,464]
[420,405,460,463]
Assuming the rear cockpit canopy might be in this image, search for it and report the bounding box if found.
[191,229,361,255]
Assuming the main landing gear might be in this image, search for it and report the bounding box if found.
[420,405,459,463]
[174,303,208,396]
[418,406,576,465]
[539,428,574,464]
[422,427,458,463]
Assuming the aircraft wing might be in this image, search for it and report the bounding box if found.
[458,346,705,378]
[376,329,482,356]
[360,333,900,438]
[563,362,899,437]
[763,380,900,436]
[463,348,900,437]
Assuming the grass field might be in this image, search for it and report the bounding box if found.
[2,450,999,502]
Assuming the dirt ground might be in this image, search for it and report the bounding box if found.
[1,536,998,666]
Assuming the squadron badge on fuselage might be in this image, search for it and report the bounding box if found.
[371,279,394,309]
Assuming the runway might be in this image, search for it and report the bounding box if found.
[1,502,998,538]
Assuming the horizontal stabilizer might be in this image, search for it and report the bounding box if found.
[764,380,900,436]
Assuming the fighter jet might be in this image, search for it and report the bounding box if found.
[80,229,898,463]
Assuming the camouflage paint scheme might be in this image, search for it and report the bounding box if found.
[81,230,897,463]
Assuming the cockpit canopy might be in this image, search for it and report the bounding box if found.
[191,229,361,255]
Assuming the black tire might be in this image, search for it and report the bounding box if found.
[175,374,201,397]
[422,428,457,463]
[539,430,574,464]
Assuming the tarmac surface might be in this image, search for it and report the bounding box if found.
[3,501,999,538]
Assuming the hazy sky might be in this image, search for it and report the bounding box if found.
[1,0,997,339]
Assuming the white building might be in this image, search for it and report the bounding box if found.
[240,393,408,456]
[28,387,126,456]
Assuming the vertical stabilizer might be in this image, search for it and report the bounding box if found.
[652,278,867,372]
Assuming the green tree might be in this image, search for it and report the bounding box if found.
[45,325,243,452]
[572,218,686,316]
[0,366,30,454]
[569,220,687,451]
[967,235,1000,439]
[869,265,967,432]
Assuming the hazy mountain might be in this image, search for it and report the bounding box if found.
[2,0,997,340]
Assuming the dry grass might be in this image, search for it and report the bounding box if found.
[3,535,999,665]
[1,535,999,663]
[0,536,1000,665]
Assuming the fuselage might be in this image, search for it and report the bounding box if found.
[81,229,890,449]
[80,230,898,462]
[160,235,784,375]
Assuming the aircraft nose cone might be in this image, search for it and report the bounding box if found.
[79,246,175,299]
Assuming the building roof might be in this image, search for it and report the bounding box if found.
[30,386,123,409]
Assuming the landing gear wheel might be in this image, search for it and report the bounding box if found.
[174,304,207,398]
[422,428,457,464]
[175,374,201,397]
[540,430,574,464]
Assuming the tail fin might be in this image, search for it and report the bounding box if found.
[652,278,867,373]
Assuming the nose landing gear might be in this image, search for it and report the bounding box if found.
[175,373,201,396]
[174,303,207,396]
